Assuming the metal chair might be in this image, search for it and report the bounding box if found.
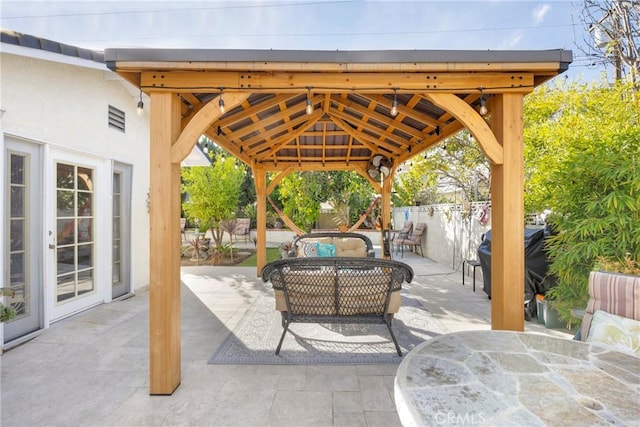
[391,221,413,256]
[397,223,427,258]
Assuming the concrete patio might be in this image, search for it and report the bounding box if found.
[0,248,573,426]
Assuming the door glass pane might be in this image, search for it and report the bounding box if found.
[57,247,75,275]
[78,218,92,243]
[9,252,26,316]
[10,187,24,216]
[9,253,25,285]
[56,274,75,302]
[55,163,95,304]
[112,242,121,262]
[78,244,93,269]
[56,189,74,216]
[57,218,75,245]
[113,172,120,193]
[112,194,120,216]
[10,219,25,251]
[77,167,93,191]
[113,217,120,239]
[10,155,24,184]
[77,192,92,216]
[77,270,94,295]
[56,164,74,189]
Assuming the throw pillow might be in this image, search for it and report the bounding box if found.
[586,309,640,356]
[316,243,336,257]
[299,241,319,257]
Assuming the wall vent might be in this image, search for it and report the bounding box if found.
[108,105,125,132]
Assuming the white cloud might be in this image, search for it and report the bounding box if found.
[532,4,550,25]
[497,31,523,50]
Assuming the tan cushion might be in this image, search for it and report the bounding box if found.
[273,271,335,314]
[336,269,399,315]
[333,238,367,257]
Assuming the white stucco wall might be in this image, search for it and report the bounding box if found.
[1,47,150,296]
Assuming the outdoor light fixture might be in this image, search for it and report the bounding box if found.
[390,88,398,117]
[218,88,226,114]
[478,88,488,116]
[306,87,314,115]
[136,90,144,115]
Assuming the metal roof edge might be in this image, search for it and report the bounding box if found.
[104,47,573,65]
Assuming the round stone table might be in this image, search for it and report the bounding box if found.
[394,330,640,426]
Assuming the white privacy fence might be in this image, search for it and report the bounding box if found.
[392,202,545,268]
[392,202,492,268]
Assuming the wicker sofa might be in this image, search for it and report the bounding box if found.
[261,257,414,355]
[288,232,375,258]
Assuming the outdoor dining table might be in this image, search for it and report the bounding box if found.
[394,330,640,426]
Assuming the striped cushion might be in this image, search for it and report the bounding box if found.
[581,271,640,341]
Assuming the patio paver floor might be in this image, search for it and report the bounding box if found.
[0,248,572,426]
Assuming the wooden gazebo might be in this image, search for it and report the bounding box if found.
[105,48,572,394]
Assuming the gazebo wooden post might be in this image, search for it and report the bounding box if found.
[149,92,182,394]
[489,93,525,331]
[381,177,392,258]
[254,166,267,275]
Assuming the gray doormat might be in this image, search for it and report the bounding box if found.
[209,293,448,365]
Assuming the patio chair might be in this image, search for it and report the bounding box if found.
[397,223,427,258]
[233,218,251,242]
[391,221,413,256]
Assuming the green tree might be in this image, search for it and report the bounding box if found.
[238,168,256,217]
[524,80,640,321]
[394,131,490,206]
[277,171,375,231]
[181,155,245,235]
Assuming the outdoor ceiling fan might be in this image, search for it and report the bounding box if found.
[367,155,392,180]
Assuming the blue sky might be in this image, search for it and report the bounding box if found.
[1,1,607,81]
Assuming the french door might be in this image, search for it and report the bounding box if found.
[47,149,106,321]
[4,138,43,343]
[111,162,132,299]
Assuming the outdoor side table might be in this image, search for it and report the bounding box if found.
[462,259,481,291]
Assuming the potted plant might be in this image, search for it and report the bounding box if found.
[1,288,17,323]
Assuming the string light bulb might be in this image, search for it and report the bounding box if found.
[136,90,144,115]
[479,88,488,116]
[218,88,226,114]
[390,88,398,117]
[306,87,314,115]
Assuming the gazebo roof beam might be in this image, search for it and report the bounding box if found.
[140,71,535,93]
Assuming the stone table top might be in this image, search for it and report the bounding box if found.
[394,330,640,426]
